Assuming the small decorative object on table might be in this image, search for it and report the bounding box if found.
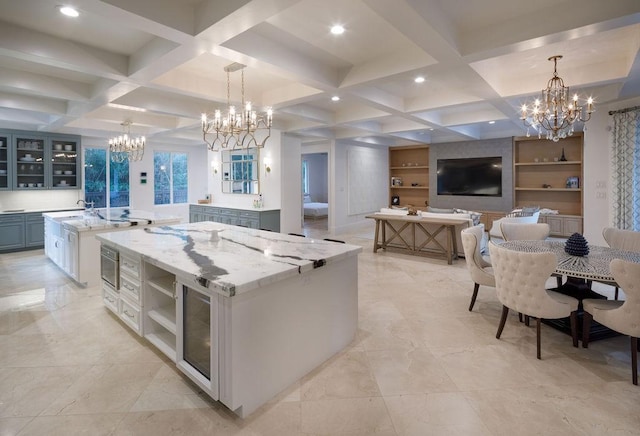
[565,233,589,256]
[391,195,400,206]
[407,205,418,216]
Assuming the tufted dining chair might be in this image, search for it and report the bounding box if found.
[489,211,540,241]
[602,227,640,299]
[582,259,640,385]
[461,225,494,312]
[500,222,560,289]
[500,222,550,242]
[489,243,579,359]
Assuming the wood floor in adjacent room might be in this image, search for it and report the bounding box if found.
[1,224,638,435]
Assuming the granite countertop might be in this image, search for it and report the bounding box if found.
[43,208,182,232]
[96,222,362,297]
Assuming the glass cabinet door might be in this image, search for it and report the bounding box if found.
[50,138,79,189]
[0,133,10,190]
[14,135,46,190]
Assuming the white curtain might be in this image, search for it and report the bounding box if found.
[611,109,640,230]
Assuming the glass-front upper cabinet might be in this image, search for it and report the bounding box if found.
[50,137,80,189]
[221,149,259,194]
[14,134,46,190]
[0,133,11,190]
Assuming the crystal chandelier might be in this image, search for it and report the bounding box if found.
[201,63,273,151]
[109,121,145,162]
[520,55,594,142]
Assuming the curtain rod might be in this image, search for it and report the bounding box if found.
[608,105,640,115]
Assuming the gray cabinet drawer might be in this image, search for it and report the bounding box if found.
[239,210,259,219]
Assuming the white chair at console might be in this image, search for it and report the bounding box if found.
[489,211,540,242]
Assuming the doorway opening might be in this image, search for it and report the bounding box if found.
[301,152,328,232]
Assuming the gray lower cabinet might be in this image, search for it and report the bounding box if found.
[0,214,26,251]
[25,213,45,247]
[189,205,280,232]
[1,210,74,252]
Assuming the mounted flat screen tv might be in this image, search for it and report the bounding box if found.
[437,157,502,197]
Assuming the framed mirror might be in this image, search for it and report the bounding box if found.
[221,149,259,194]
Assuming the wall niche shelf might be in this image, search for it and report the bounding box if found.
[513,133,584,236]
[388,144,429,208]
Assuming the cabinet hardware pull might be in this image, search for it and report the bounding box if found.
[123,309,135,319]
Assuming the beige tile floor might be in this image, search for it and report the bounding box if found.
[1,224,639,435]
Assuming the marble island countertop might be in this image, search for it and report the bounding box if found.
[43,208,182,232]
[96,222,362,297]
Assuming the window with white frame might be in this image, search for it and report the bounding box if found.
[154,151,188,205]
[84,148,130,208]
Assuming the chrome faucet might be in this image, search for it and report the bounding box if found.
[77,199,95,215]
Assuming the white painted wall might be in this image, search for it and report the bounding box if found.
[207,130,282,211]
[331,142,389,234]
[280,134,302,234]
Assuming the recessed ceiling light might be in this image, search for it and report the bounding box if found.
[331,96,340,102]
[58,5,79,17]
[429,128,434,131]
[414,76,425,84]
[488,120,496,124]
[330,25,345,35]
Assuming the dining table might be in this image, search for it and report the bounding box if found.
[498,240,640,341]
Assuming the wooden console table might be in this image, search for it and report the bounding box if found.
[365,214,469,264]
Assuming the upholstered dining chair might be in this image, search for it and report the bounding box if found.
[582,259,640,385]
[489,211,540,241]
[602,227,640,299]
[461,225,494,312]
[489,243,579,359]
[500,222,550,242]
[499,222,561,290]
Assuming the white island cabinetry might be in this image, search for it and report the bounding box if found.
[43,209,181,287]
[96,222,360,418]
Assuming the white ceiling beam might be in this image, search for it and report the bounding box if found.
[0,67,91,101]
[0,21,128,79]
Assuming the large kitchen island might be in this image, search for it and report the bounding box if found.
[96,222,361,418]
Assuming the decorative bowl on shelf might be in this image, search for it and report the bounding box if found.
[64,144,73,151]
[64,170,73,175]
[54,170,62,175]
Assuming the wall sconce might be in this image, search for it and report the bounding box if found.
[264,157,272,175]
[211,159,219,175]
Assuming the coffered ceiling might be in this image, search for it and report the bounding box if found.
[0,0,639,146]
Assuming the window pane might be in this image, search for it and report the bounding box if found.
[84,148,107,207]
[172,152,188,204]
[110,158,130,207]
[154,152,171,205]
